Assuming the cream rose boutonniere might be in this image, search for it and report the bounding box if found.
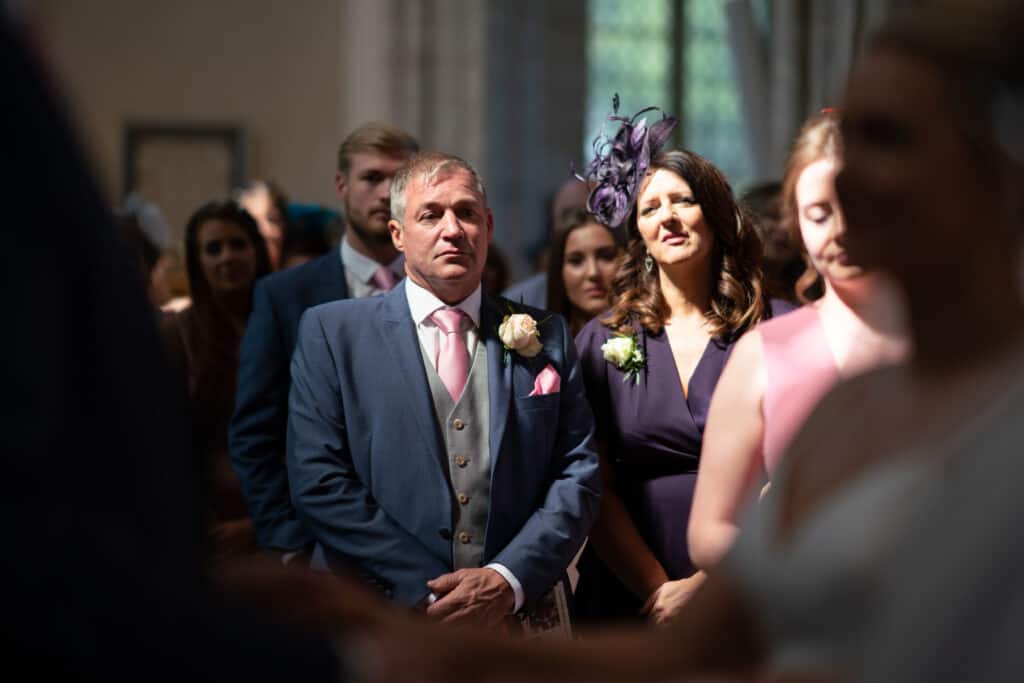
[498,312,544,364]
[601,332,646,385]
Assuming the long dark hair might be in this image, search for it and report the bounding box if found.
[183,200,270,313]
[546,207,621,323]
[602,149,768,339]
[179,200,270,436]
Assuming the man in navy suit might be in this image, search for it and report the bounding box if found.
[287,152,602,625]
[230,123,419,561]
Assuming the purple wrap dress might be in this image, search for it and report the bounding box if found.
[572,299,796,620]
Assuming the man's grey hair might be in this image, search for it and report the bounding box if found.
[390,152,488,225]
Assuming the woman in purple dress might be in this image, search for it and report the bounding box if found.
[574,145,780,624]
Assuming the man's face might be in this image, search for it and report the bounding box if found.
[336,152,409,244]
[389,168,493,302]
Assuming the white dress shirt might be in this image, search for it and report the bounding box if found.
[403,277,524,613]
[340,237,404,299]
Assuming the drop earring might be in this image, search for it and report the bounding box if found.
[644,252,654,273]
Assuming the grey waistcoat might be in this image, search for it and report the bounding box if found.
[420,338,491,569]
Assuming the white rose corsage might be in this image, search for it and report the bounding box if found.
[498,311,544,364]
[601,332,646,385]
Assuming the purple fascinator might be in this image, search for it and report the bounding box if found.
[578,94,678,229]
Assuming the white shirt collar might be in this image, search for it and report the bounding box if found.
[340,237,404,284]
[405,277,482,329]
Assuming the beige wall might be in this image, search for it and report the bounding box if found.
[28,0,587,280]
[32,0,344,225]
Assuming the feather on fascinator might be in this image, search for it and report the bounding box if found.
[578,93,678,229]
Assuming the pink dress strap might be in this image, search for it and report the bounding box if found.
[760,306,840,474]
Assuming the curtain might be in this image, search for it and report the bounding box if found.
[338,0,586,279]
[725,0,904,181]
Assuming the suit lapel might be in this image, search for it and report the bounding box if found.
[481,295,512,473]
[379,282,445,473]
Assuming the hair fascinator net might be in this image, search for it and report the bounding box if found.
[577,93,678,229]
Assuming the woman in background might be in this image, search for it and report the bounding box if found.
[545,208,622,336]
[161,200,271,562]
[739,181,808,303]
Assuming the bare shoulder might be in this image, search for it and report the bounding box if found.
[729,328,765,370]
[714,328,766,403]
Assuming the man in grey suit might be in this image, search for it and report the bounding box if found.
[286,152,602,626]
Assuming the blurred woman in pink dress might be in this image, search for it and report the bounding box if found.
[687,111,910,570]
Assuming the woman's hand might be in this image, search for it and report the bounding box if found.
[640,572,705,626]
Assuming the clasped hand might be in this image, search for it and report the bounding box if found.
[425,567,514,628]
[641,572,704,626]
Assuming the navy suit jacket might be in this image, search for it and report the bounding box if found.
[229,250,348,551]
[286,282,602,608]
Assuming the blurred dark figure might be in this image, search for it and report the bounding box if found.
[237,179,290,271]
[839,0,1024,678]
[1,13,361,680]
[545,208,622,336]
[541,175,595,272]
[280,226,332,270]
[482,242,510,296]
[114,209,171,311]
[503,177,594,308]
[280,204,336,270]
[161,200,271,562]
[740,181,809,303]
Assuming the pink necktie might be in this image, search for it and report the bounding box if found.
[371,265,398,292]
[430,308,470,402]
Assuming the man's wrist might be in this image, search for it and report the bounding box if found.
[484,563,523,613]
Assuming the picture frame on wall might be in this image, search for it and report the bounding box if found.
[122,122,247,299]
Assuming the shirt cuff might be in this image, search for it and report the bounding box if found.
[485,562,524,613]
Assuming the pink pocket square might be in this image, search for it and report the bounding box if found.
[529,363,561,396]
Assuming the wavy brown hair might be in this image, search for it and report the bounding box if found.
[781,111,841,303]
[602,149,767,339]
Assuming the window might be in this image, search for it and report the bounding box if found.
[585,0,754,192]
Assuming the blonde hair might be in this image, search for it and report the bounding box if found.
[337,122,419,173]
